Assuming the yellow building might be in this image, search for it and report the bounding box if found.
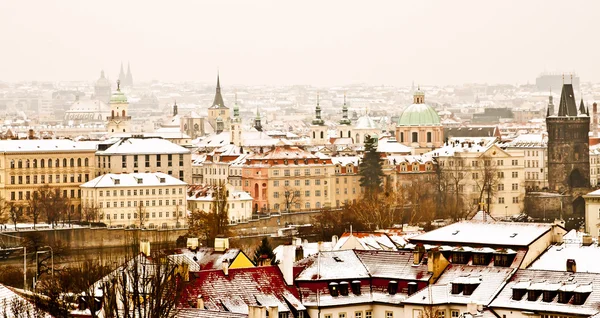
[95,137,192,184]
[0,139,97,217]
[81,172,187,229]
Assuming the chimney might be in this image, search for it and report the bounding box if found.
[294,246,304,262]
[214,237,229,252]
[187,238,199,251]
[317,241,323,252]
[196,295,204,309]
[28,129,34,139]
[413,244,425,265]
[427,248,450,283]
[248,305,266,318]
[278,245,295,285]
[139,241,150,257]
[582,235,593,246]
[267,306,278,318]
[332,235,338,245]
[222,259,229,276]
[566,259,576,273]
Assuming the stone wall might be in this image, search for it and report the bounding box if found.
[0,227,188,249]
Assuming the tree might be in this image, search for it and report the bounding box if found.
[474,155,500,215]
[137,201,147,228]
[281,186,302,212]
[0,197,12,226]
[36,185,69,228]
[27,192,43,229]
[435,157,469,221]
[82,202,100,223]
[8,202,24,230]
[253,237,276,265]
[210,181,230,237]
[358,135,384,196]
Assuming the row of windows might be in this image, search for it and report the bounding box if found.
[100,154,185,169]
[335,188,357,195]
[526,160,541,168]
[497,197,520,204]
[191,202,245,210]
[399,131,434,143]
[10,174,90,185]
[10,158,90,169]
[273,190,327,198]
[104,211,183,220]
[273,201,322,210]
[97,188,183,197]
[273,168,324,176]
[443,159,520,167]
[399,164,434,172]
[273,179,324,187]
[99,199,183,208]
[11,189,80,201]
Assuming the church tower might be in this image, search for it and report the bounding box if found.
[118,63,126,85]
[94,70,111,105]
[208,74,231,133]
[338,93,352,139]
[124,62,134,87]
[107,80,131,134]
[254,107,263,132]
[310,93,328,145]
[231,93,242,146]
[546,83,590,191]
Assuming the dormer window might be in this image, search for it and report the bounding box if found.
[114,179,120,185]
[137,178,143,184]
[160,178,166,183]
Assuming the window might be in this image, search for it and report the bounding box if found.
[512,183,518,190]
[512,171,518,178]
[386,312,393,318]
[355,312,362,318]
[513,197,519,203]
[451,310,460,318]
[436,310,445,318]
[498,184,504,191]
[512,159,518,166]
[274,192,279,198]
[305,180,310,186]
[305,191,310,197]
[498,171,504,178]
[338,314,346,318]
[427,132,432,143]
[412,132,418,143]
[498,197,505,204]
[472,173,478,179]
[294,180,300,186]
[365,311,372,318]
[497,160,503,166]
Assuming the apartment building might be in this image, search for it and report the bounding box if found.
[186,183,253,224]
[0,139,98,215]
[331,156,361,207]
[81,172,187,228]
[95,137,192,184]
[430,137,526,218]
[501,133,548,191]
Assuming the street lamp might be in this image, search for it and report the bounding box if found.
[505,206,508,220]
[34,246,54,289]
[284,191,290,213]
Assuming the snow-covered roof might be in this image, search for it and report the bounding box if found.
[331,156,359,166]
[98,137,190,155]
[489,269,600,316]
[80,172,186,188]
[377,138,412,154]
[404,265,515,306]
[529,231,600,273]
[295,250,369,281]
[409,221,556,248]
[0,139,98,153]
[333,232,398,251]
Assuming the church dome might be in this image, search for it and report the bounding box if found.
[355,115,378,130]
[398,90,440,126]
[96,70,110,88]
[110,89,128,104]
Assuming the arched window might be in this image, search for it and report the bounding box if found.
[40,159,45,168]
[122,110,126,117]
[312,132,316,139]
[33,159,37,168]
[427,132,432,143]
[347,131,351,138]
[84,158,89,167]
[355,134,360,144]
[70,158,74,167]
[25,160,30,168]
[10,160,14,169]
[254,183,259,198]
[320,131,324,139]
[63,159,67,167]
[77,158,81,167]
[316,202,321,209]
[18,160,22,169]
[412,132,418,143]
[305,202,310,209]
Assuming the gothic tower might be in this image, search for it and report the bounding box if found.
[310,93,327,145]
[546,83,590,191]
[547,91,554,116]
[254,107,263,132]
[118,63,126,85]
[107,80,131,134]
[124,62,134,87]
[208,74,231,133]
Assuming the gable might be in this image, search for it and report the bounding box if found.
[229,250,255,269]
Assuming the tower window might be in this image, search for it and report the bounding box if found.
[412,132,418,143]
[427,132,432,143]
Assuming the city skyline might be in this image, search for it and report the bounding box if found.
[1,0,598,85]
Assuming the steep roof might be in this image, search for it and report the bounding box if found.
[181,266,303,314]
[98,137,190,155]
[80,172,186,188]
[209,74,227,109]
[557,83,578,116]
[354,250,431,281]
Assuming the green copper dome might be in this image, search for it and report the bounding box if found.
[110,90,128,104]
[398,103,441,126]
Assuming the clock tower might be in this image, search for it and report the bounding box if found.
[107,80,131,134]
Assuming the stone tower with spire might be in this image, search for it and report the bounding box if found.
[208,73,231,133]
[310,93,328,145]
[546,83,590,191]
[118,63,126,85]
[124,62,133,87]
[231,93,243,146]
[338,93,352,139]
[107,80,131,134]
[547,91,555,116]
[254,107,263,132]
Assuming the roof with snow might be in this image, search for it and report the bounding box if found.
[180,266,304,314]
[528,230,600,273]
[409,221,557,248]
[97,137,190,155]
[80,172,186,188]
[489,269,600,316]
[333,232,398,251]
[403,265,515,306]
[0,139,98,153]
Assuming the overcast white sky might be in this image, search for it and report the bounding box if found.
[0,1,597,86]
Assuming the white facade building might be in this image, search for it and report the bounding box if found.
[187,183,253,224]
[81,172,187,229]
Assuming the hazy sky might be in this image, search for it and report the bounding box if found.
[1,1,598,86]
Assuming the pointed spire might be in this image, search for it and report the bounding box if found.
[173,100,178,116]
[211,72,226,108]
[233,92,240,121]
[100,70,105,78]
[580,98,586,115]
[312,92,324,126]
[117,79,121,91]
[254,106,263,131]
[557,83,577,116]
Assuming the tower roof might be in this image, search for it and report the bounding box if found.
[210,73,227,109]
[557,84,578,116]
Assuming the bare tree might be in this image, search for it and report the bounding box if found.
[281,186,302,212]
[8,202,24,230]
[210,181,229,237]
[83,202,100,223]
[0,197,11,226]
[137,201,147,228]
[27,191,43,229]
[435,157,468,220]
[474,155,500,215]
[37,185,69,228]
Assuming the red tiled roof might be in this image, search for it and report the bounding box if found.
[180,266,302,314]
